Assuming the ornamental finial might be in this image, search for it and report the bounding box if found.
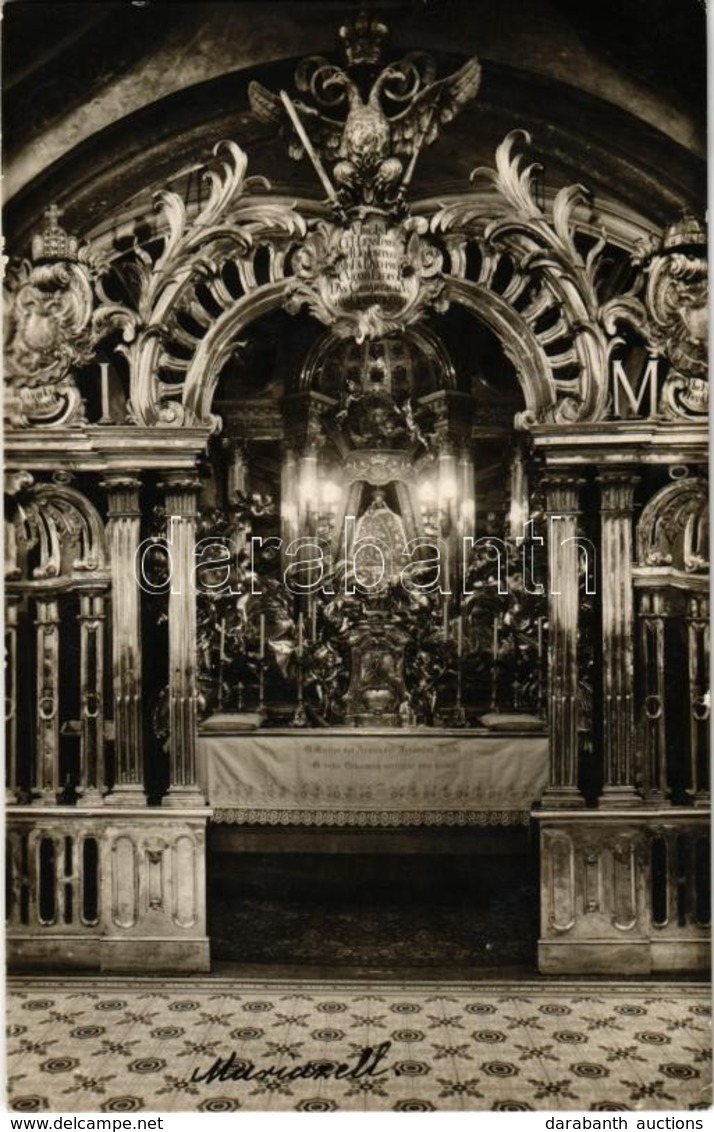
[339,10,389,68]
[31,204,79,265]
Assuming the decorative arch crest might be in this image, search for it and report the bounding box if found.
[637,476,708,575]
[7,114,693,434]
[5,474,107,585]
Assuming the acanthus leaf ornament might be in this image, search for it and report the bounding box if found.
[285,211,447,343]
[599,213,708,423]
[645,214,708,420]
[4,206,95,428]
[8,16,700,435]
[91,140,307,429]
[435,130,614,424]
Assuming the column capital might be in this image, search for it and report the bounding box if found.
[596,470,640,516]
[102,475,141,518]
[159,474,201,520]
[542,472,585,515]
[102,474,141,488]
[638,589,667,618]
[686,593,710,620]
[158,472,202,493]
[595,468,641,484]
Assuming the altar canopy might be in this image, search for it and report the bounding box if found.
[199,730,548,823]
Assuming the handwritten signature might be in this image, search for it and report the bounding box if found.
[191,1040,393,1085]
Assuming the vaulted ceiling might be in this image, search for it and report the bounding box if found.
[4,0,706,249]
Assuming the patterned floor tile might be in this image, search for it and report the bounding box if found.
[7,978,711,1113]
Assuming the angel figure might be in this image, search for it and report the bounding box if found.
[399,396,429,450]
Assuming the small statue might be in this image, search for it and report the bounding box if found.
[334,378,362,428]
[398,696,413,728]
[290,703,309,728]
[399,397,429,450]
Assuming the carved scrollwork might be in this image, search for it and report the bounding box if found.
[647,215,708,421]
[607,214,709,423]
[4,207,95,428]
[638,478,708,573]
[91,140,307,430]
[286,212,448,343]
[431,131,615,424]
[6,482,107,584]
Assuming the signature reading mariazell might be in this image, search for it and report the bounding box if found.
[191,1040,393,1085]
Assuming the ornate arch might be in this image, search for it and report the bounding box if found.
[6,476,107,586]
[637,477,708,574]
[7,132,681,435]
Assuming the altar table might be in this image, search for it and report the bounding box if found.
[198,725,548,827]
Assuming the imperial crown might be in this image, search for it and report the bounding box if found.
[31,204,79,264]
[662,212,707,254]
[339,10,389,68]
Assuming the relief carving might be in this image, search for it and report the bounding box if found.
[606,214,709,423]
[286,214,448,343]
[638,478,708,573]
[4,206,94,428]
[644,215,708,420]
[249,12,480,210]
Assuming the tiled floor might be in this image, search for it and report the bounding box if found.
[6,978,711,1113]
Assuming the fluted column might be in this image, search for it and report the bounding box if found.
[35,596,60,802]
[638,589,668,803]
[78,587,107,803]
[686,592,710,806]
[542,472,584,807]
[597,471,641,806]
[5,594,20,804]
[103,476,145,803]
[160,473,204,807]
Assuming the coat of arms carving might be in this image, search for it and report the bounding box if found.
[250,10,481,341]
[4,206,94,427]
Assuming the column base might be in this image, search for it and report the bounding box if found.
[8,934,101,971]
[599,785,643,808]
[100,937,210,973]
[539,939,651,975]
[162,786,206,808]
[540,785,584,808]
[643,788,668,805]
[104,785,147,806]
[81,789,106,807]
[689,790,711,810]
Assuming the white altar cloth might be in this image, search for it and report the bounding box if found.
[198,727,549,826]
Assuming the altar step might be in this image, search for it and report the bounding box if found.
[208,852,538,968]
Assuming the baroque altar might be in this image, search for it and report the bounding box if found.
[3,5,709,977]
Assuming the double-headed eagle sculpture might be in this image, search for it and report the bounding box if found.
[249,12,481,209]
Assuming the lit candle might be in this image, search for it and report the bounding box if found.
[259,613,266,659]
[297,612,304,658]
